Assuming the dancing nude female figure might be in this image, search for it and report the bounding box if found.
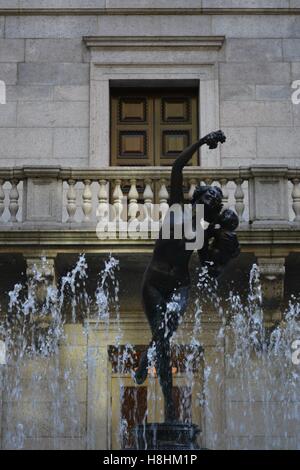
[135,130,240,422]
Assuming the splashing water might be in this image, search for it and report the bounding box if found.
[0,257,299,450]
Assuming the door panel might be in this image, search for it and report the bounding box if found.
[111,88,198,166]
[155,92,198,166]
[111,92,154,165]
[119,97,147,122]
[162,97,190,122]
[161,130,190,158]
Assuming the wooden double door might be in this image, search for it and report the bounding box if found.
[110,88,199,166]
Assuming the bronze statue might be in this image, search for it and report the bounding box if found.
[134,131,240,422]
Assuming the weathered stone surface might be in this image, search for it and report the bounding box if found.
[5,16,98,38]
[212,15,299,38]
[55,158,87,167]
[2,402,87,438]
[221,127,256,160]
[4,374,86,404]
[291,62,300,80]
[0,128,52,159]
[225,39,282,62]
[255,85,291,101]
[0,64,17,84]
[283,39,300,61]
[58,346,87,380]
[0,18,4,38]
[227,401,299,436]
[292,102,300,126]
[0,156,86,167]
[53,85,89,101]
[62,324,87,347]
[54,128,88,159]
[220,83,255,101]
[97,15,213,36]
[0,1,18,6]
[18,63,89,86]
[257,127,300,158]
[220,63,290,85]
[0,39,24,62]
[222,157,256,166]
[17,102,89,127]
[90,48,221,65]
[221,101,292,126]
[25,39,83,63]
[0,102,17,127]
[6,85,53,102]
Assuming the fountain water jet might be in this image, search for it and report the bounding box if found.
[0,257,299,449]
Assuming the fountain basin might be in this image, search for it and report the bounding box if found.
[132,422,201,450]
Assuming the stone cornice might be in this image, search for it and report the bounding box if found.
[83,35,225,50]
[0,164,294,181]
[0,229,299,254]
[0,8,300,15]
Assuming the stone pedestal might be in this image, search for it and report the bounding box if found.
[257,257,285,325]
[132,422,201,450]
[249,168,289,227]
[22,174,63,227]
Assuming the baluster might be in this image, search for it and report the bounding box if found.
[143,178,154,221]
[292,178,300,223]
[113,179,124,221]
[9,179,19,222]
[66,179,77,222]
[220,178,229,209]
[234,178,245,221]
[0,179,5,220]
[97,179,109,222]
[204,177,213,187]
[188,178,197,201]
[128,178,139,223]
[159,178,169,222]
[82,179,92,222]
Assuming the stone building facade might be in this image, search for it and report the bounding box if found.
[0,0,300,450]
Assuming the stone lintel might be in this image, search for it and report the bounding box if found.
[84,36,225,50]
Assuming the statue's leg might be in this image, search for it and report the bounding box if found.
[160,286,190,341]
[134,281,166,385]
[155,336,174,422]
[135,282,190,421]
[154,286,190,422]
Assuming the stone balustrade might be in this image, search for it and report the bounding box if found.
[0,166,299,235]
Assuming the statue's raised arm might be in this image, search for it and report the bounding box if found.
[169,130,226,206]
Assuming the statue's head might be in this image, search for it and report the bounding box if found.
[218,209,239,231]
[192,185,223,222]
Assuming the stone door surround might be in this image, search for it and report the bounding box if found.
[84,35,225,168]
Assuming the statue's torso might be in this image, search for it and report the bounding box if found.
[144,221,196,291]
